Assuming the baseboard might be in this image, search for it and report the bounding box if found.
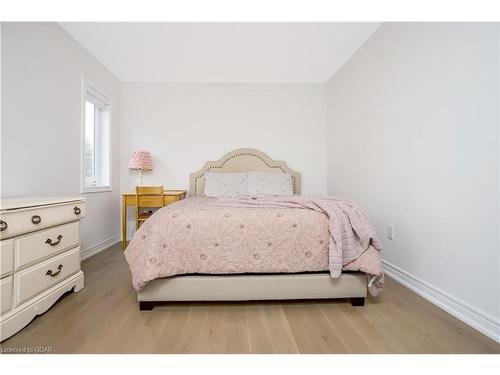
[383,260,500,343]
[80,234,120,261]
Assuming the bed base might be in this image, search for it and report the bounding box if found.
[137,272,367,310]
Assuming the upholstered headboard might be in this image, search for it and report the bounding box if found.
[189,148,301,196]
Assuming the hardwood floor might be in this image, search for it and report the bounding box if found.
[1,243,499,354]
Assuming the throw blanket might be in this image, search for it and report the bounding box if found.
[212,196,383,279]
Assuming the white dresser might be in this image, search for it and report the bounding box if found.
[0,197,86,341]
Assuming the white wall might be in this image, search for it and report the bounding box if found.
[326,23,499,338]
[1,23,121,253]
[120,83,327,238]
[120,83,327,193]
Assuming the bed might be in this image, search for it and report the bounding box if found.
[125,148,383,310]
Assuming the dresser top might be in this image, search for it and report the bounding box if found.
[0,196,85,211]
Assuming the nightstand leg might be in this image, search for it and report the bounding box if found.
[122,195,127,251]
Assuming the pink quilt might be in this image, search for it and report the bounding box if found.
[125,196,384,296]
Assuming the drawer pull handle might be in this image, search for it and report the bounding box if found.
[46,264,63,277]
[74,206,81,215]
[45,235,63,246]
[31,215,41,225]
[0,220,7,231]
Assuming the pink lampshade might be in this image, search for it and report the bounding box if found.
[128,151,153,171]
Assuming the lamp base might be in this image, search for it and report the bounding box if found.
[138,170,143,186]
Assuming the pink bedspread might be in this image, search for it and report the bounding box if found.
[125,196,384,296]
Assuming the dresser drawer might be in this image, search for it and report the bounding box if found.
[0,213,23,241]
[14,222,80,270]
[14,247,81,306]
[0,201,85,240]
[1,276,13,315]
[1,240,14,277]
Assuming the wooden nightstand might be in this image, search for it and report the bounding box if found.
[121,190,186,250]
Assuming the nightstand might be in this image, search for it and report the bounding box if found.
[121,190,186,250]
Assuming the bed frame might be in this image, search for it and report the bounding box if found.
[137,148,367,310]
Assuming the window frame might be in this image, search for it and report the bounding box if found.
[80,77,113,194]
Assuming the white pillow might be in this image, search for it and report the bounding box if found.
[247,172,293,196]
[203,172,248,197]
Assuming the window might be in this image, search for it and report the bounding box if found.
[81,79,112,193]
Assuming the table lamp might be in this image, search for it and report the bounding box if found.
[128,151,152,186]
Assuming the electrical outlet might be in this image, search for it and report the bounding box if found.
[387,225,395,240]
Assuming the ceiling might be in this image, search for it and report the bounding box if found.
[60,23,380,83]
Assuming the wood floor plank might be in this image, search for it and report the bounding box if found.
[195,304,229,353]
[319,303,372,353]
[283,302,348,354]
[385,295,495,353]
[152,304,191,353]
[374,301,444,353]
[169,304,210,353]
[245,302,298,353]
[103,307,170,353]
[225,304,250,353]
[55,285,134,353]
[379,278,499,353]
[359,303,427,353]
[2,244,499,354]
[261,303,299,353]
[73,290,138,353]
[337,304,395,353]
[245,303,277,353]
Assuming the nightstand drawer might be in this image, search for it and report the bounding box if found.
[15,222,80,270]
[14,247,81,306]
[1,240,14,277]
[164,195,180,205]
[1,276,13,315]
